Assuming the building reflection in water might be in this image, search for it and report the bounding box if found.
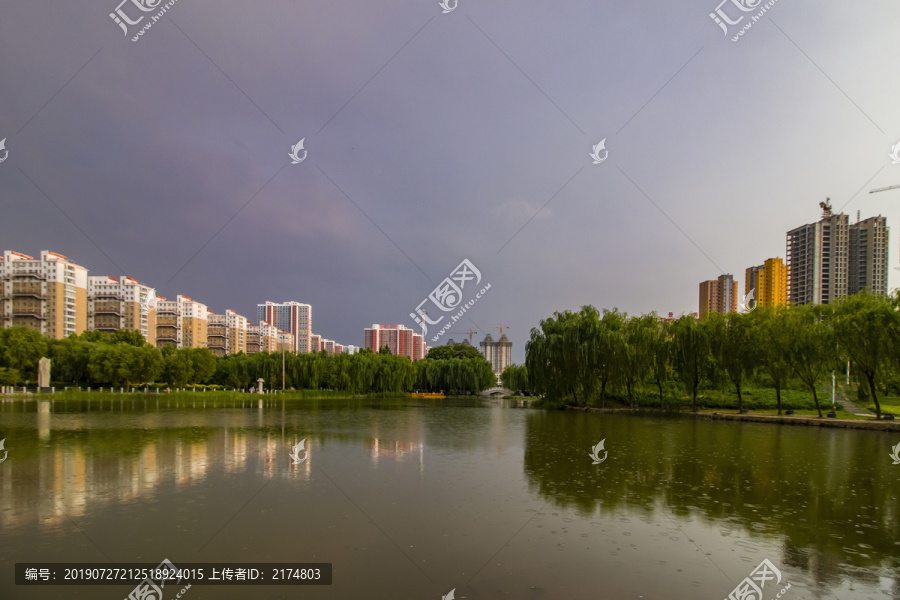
[0,399,432,533]
[0,404,326,533]
[368,438,424,473]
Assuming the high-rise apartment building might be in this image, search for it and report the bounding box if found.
[155,295,208,349]
[848,215,889,296]
[208,310,248,356]
[744,258,787,309]
[277,331,294,352]
[363,324,423,360]
[310,334,321,353]
[206,312,227,357]
[479,333,512,376]
[246,325,261,354]
[786,209,850,305]
[0,250,88,339]
[246,321,278,354]
[225,310,248,355]
[155,297,177,347]
[257,301,311,353]
[87,276,157,345]
[698,274,738,317]
[322,339,335,355]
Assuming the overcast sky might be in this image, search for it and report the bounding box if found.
[1,0,899,363]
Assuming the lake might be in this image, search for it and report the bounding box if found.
[1,395,898,599]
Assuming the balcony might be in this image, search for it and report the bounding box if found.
[157,316,178,327]
[11,272,45,280]
[12,309,45,319]
[92,301,121,315]
[92,292,123,301]
[157,324,177,341]
[12,286,45,299]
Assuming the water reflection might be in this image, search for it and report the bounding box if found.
[0,398,428,534]
[2,397,897,597]
[522,411,900,590]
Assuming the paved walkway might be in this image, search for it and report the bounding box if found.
[825,384,872,416]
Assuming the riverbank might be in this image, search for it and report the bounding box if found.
[563,405,900,430]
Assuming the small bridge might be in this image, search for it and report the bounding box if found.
[479,387,513,397]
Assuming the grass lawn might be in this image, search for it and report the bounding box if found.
[864,395,900,415]
[698,407,871,420]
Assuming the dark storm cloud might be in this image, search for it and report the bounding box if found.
[1,0,899,361]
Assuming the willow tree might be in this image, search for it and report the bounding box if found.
[708,311,758,413]
[594,309,626,408]
[649,318,672,406]
[753,306,792,415]
[785,304,834,418]
[671,314,709,412]
[620,314,656,408]
[832,292,897,420]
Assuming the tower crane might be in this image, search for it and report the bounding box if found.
[473,323,511,337]
[445,329,479,344]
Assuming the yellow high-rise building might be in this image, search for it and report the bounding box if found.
[745,258,787,308]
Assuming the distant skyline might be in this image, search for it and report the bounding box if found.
[2,1,899,364]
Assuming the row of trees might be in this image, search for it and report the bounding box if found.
[0,327,496,394]
[522,292,900,419]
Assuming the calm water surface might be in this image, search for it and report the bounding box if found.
[1,395,898,599]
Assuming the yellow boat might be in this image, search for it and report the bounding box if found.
[408,392,445,399]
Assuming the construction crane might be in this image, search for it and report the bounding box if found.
[445,329,479,344]
[473,323,511,338]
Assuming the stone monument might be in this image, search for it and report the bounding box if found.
[38,357,51,391]
[257,378,264,394]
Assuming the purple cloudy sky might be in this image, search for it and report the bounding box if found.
[1,0,899,363]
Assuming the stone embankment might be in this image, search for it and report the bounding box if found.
[564,406,900,431]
